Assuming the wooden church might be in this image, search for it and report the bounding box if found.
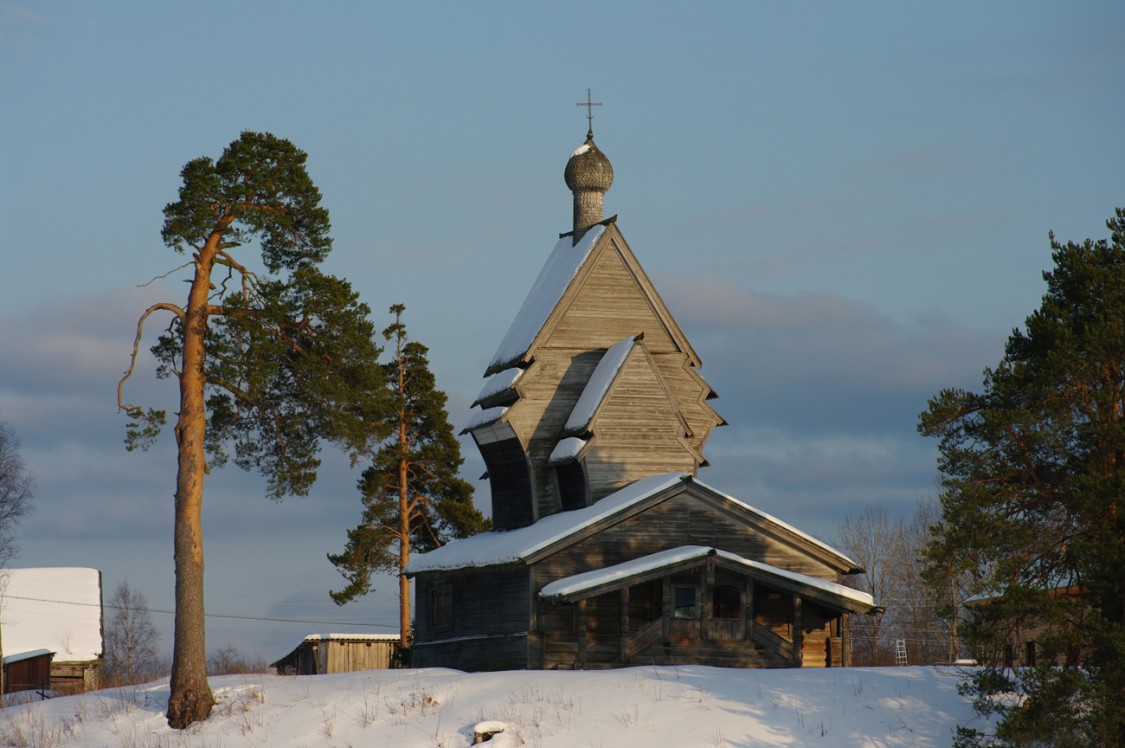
[406,120,877,671]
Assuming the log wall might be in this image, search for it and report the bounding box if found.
[412,566,531,670]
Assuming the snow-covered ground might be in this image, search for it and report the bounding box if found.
[0,665,991,747]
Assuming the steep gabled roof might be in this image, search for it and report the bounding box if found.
[405,474,860,575]
[484,221,705,376]
[539,545,877,614]
[486,225,607,376]
[1,568,103,663]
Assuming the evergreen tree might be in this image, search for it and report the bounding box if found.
[919,208,1125,747]
[329,304,488,642]
[118,132,387,728]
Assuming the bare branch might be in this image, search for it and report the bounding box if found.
[118,302,185,412]
[138,262,193,287]
[214,250,260,302]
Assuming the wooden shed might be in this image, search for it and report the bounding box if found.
[1,568,103,694]
[406,127,878,672]
[271,634,401,675]
[3,649,54,696]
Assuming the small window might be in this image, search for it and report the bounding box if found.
[1025,641,1037,667]
[430,584,453,628]
[712,584,741,619]
[556,462,588,511]
[674,587,697,618]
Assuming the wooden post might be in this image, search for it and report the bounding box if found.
[529,575,541,670]
[576,599,588,669]
[702,558,714,640]
[743,577,754,641]
[662,578,671,638]
[792,595,803,667]
[620,587,630,664]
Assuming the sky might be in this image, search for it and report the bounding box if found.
[1,2,1122,662]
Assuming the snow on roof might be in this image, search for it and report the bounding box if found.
[474,367,525,406]
[406,473,860,575]
[465,405,507,431]
[1,568,102,662]
[694,480,862,571]
[548,437,587,464]
[300,633,402,642]
[713,550,875,608]
[487,224,606,374]
[406,473,688,574]
[540,546,712,598]
[539,545,875,609]
[564,336,636,433]
[272,633,401,667]
[3,649,53,666]
[571,143,592,157]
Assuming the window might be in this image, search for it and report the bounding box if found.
[674,587,697,618]
[712,584,741,619]
[430,584,453,628]
[1025,641,1037,667]
[556,462,588,511]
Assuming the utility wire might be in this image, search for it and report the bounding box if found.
[2,594,398,630]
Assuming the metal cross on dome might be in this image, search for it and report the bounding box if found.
[576,88,602,138]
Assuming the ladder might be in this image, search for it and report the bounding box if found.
[895,639,908,666]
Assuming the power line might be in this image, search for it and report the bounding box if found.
[2,594,398,630]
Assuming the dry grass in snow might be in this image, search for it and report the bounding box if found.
[0,665,991,747]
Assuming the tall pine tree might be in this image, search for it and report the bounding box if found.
[119,132,387,727]
[919,208,1125,747]
[329,304,487,642]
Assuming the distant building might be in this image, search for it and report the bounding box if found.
[965,581,1084,668]
[271,634,401,675]
[1,568,104,694]
[406,122,878,671]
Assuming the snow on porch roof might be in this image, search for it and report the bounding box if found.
[539,545,876,612]
[486,224,606,375]
[405,473,861,574]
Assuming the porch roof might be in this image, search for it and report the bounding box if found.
[538,545,878,615]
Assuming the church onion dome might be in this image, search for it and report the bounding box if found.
[564,135,614,194]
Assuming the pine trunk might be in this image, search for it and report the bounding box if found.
[398,399,412,643]
[166,241,219,728]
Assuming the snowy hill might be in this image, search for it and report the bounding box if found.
[0,665,991,747]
